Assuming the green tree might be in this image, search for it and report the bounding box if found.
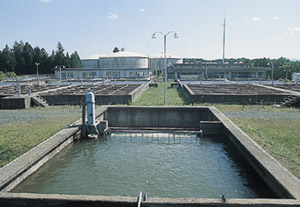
[23,42,34,74]
[70,51,82,68]
[0,45,15,72]
[113,47,119,53]
[13,41,25,74]
[65,52,71,68]
[0,71,5,80]
[278,61,300,80]
[54,42,66,66]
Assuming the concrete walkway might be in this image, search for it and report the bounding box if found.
[253,83,300,96]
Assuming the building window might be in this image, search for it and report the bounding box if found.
[106,72,120,78]
[137,72,144,77]
[66,72,74,79]
[129,72,136,77]
[89,72,96,78]
[82,72,88,78]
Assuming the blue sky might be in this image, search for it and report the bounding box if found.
[1,0,300,60]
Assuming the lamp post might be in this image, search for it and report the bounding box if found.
[35,62,40,85]
[152,31,179,105]
[284,69,290,84]
[55,65,65,83]
[267,62,274,84]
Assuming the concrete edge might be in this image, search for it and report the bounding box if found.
[0,127,80,192]
[182,84,195,95]
[209,106,300,200]
[253,83,300,97]
[0,192,300,207]
[128,81,151,102]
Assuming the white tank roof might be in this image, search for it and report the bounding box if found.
[150,53,181,59]
[175,59,184,64]
[83,54,107,60]
[104,51,148,58]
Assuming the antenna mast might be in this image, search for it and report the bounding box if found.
[222,17,226,64]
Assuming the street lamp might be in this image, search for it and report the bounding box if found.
[267,62,274,84]
[55,65,65,82]
[152,31,179,105]
[284,69,291,84]
[35,62,40,85]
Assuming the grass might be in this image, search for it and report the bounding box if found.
[131,82,300,178]
[0,106,81,167]
[230,117,300,178]
[132,82,185,106]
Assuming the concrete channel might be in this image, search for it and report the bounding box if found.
[0,106,300,207]
[182,83,295,105]
[0,82,150,109]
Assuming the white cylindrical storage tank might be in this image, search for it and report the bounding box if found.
[99,51,149,69]
[150,54,181,72]
[81,54,107,68]
[86,91,96,125]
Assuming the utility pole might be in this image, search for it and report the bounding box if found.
[222,17,226,64]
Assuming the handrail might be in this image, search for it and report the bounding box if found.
[137,191,143,207]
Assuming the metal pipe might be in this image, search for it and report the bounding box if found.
[137,191,143,207]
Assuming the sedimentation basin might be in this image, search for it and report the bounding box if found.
[182,84,292,104]
[0,106,299,207]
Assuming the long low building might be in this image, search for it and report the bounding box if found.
[168,61,271,80]
[54,51,151,79]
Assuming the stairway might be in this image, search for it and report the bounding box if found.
[31,94,49,107]
[279,95,300,108]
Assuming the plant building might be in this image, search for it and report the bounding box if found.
[54,51,150,79]
[168,60,271,80]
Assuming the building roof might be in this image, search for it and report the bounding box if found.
[103,51,148,58]
[83,54,107,60]
[150,53,181,59]
[82,51,148,60]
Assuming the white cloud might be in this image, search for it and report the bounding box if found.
[285,26,300,35]
[272,16,280,20]
[251,17,262,22]
[140,8,145,13]
[39,0,52,3]
[106,13,119,20]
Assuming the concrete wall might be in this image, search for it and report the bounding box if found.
[100,57,149,69]
[105,106,218,128]
[209,107,300,200]
[82,59,99,68]
[0,96,31,109]
[129,82,150,102]
[42,94,132,105]
[41,83,149,105]
[182,84,288,104]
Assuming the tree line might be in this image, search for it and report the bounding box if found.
[0,41,82,75]
[211,57,300,80]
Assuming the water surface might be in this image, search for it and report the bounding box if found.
[12,133,276,198]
